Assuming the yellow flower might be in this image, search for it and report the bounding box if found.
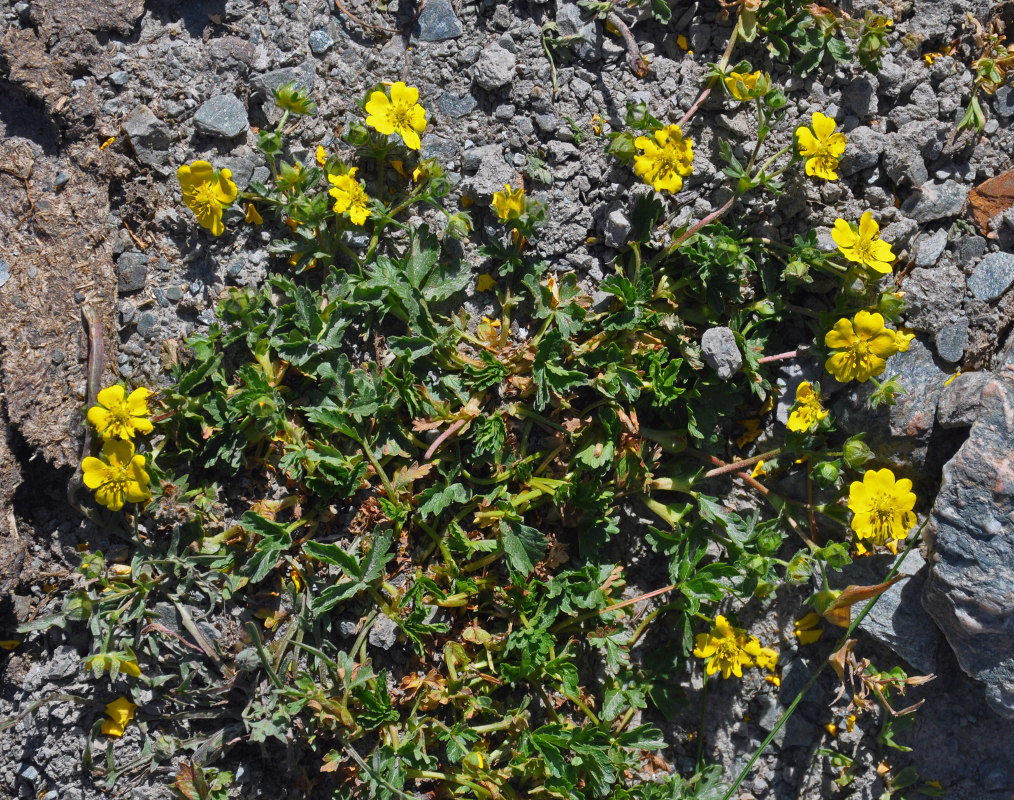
[491,183,526,222]
[847,467,917,544]
[634,125,694,193]
[795,112,846,181]
[477,273,497,292]
[824,311,899,383]
[694,616,756,679]
[100,136,115,150]
[364,81,428,150]
[87,385,153,441]
[81,440,152,512]
[786,381,828,432]
[244,203,263,225]
[328,168,371,226]
[101,697,137,737]
[316,145,327,166]
[832,212,895,274]
[177,160,238,236]
[724,70,762,101]
[793,612,823,644]
[750,459,768,478]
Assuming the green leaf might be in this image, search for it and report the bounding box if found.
[532,329,586,409]
[499,519,548,574]
[238,512,292,584]
[416,482,470,520]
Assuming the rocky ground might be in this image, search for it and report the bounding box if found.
[2,0,1014,797]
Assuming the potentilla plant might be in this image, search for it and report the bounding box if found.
[25,9,934,798]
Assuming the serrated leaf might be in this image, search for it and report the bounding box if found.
[499,519,548,574]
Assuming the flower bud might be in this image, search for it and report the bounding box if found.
[843,437,874,468]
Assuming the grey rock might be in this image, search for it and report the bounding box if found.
[778,658,824,724]
[995,85,1014,119]
[900,264,963,333]
[838,126,884,175]
[923,372,1014,718]
[700,327,742,380]
[956,235,987,264]
[165,286,183,302]
[122,105,170,166]
[421,135,460,163]
[136,312,159,340]
[116,251,149,294]
[109,70,130,86]
[472,43,516,91]
[937,371,990,429]
[832,337,951,478]
[981,764,1013,792]
[194,94,248,138]
[754,693,816,749]
[555,0,602,61]
[534,112,559,134]
[368,614,398,649]
[900,180,969,223]
[251,64,315,98]
[841,75,877,116]
[546,140,579,164]
[416,0,463,41]
[308,30,334,55]
[913,229,948,268]
[968,252,1014,301]
[436,91,477,119]
[461,145,514,198]
[218,156,255,191]
[934,319,969,364]
[840,551,939,674]
[604,208,630,249]
[883,136,928,187]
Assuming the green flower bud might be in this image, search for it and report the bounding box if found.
[843,437,874,468]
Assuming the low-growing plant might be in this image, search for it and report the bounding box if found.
[6,6,937,798]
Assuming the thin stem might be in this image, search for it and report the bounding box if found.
[678,26,740,128]
[757,350,798,364]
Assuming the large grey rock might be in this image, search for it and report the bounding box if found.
[472,42,516,90]
[995,85,1014,119]
[194,94,248,138]
[968,252,1014,301]
[461,144,515,198]
[700,327,741,380]
[122,105,170,167]
[416,0,463,41]
[937,370,990,429]
[831,337,951,479]
[901,264,965,333]
[836,551,939,674]
[934,318,969,363]
[555,0,602,61]
[900,180,969,223]
[923,372,1014,717]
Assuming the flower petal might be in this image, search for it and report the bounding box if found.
[831,218,858,250]
[852,311,886,339]
[811,112,837,140]
[96,384,126,409]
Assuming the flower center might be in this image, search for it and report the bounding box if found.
[869,492,896,540]
[390,102,413,130]
[192,183,216,211]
